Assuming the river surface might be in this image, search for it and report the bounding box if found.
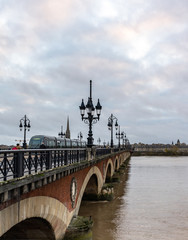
[78,156,188,240]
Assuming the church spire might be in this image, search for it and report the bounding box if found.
[65,116,70,139]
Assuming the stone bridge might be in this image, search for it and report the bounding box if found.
[0,148,130,240]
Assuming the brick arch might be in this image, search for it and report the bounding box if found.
[114,156,120,171]
[74,166,103,215]
[0,196,73,240]
[104,158,114,181]
[1,217,55,240]
[122,152,129,163]
[120,154,123,165]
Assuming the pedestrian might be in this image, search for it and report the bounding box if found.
[16,143,21,149]
[12,143,21,150]
[40,142,46,163]
[40,142,46,149]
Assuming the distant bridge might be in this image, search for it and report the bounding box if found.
[0,147,131,240]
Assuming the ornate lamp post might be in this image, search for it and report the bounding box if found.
[107,114,118,148]
[78,132,83,141]
[58,126,65,138]
[126,139,131,150]
[97,137,101,146]
[122,133,127,148]
[116,126,124,148]
[124,137,129,149]
[79,80,102,148]
[19,115,31,149]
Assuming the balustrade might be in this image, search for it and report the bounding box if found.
[0,147,131,182]
[0,148,86,181]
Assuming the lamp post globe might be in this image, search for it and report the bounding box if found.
[58,126,65,138]
[78,132,83,141]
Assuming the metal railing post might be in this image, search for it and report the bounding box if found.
[87,148,92,161]
[3,153,7,181]
[14,151,24,178]
[77,150,79,163]
[46,150,52,170]
[64,150,68,165]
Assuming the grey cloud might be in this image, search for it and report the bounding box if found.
[1,0,188,145]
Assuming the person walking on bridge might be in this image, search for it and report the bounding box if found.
[40,142,46,149]
[12,143,21,150]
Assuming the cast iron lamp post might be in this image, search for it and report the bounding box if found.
[19,115,31,149]
[124,136,129,149]
[107,114,118,148]
[97,137,101,146]
[126,139,131,150]
[79,80,102,148]
[122,133,127,148]
[116,126,124,148]
[78,132,83,141]
[58,126,65,138]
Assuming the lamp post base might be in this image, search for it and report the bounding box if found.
[23,142,27,149]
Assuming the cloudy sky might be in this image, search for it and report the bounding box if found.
[0,0,188,146]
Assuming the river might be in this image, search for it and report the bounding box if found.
[78,156,188,240]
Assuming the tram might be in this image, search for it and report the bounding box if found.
[28,135,86,149]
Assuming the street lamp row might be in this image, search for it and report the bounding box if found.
[107,113,129,148]
[18,81,128,150]
[116,126,126,148]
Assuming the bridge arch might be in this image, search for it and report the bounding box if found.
[1,217,55,240]
[83,174,98,197]
[120,155,123,165]
[0,196,73,240]
[104,158,114,182]
[114,156,120,171]
[74,166,103,215]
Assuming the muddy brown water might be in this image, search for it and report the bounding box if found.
[78,156,188,240]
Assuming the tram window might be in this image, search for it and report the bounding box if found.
[49,140,55,148]
[72,141,77,147]
[60,140,66,147]
[66,140,71,147]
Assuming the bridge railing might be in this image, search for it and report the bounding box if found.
[0,148,86,182]
[95,148,111,157]
[0,147,131,182]
[95,147,131,156]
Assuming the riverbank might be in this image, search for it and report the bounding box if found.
[132,151,188,156]
[131,142,188,156]
[132,145,188,156]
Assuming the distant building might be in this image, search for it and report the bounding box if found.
[176,139,180,146]
[65,116,71,139]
